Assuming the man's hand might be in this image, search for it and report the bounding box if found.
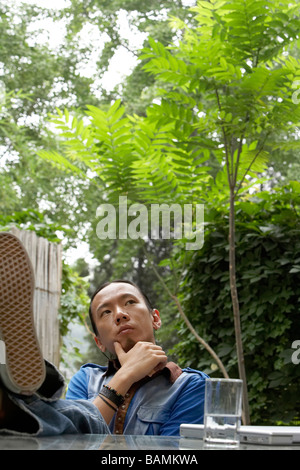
[114,341,167,383]
[93,341,167,424]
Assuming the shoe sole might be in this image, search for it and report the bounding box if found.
[0,232,45,395]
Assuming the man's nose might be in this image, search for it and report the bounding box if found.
[115,309,129,323]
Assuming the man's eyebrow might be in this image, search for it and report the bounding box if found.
[96,301,110,313]
[95,292,139,313]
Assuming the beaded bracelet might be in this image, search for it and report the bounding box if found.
[100,384,125,408]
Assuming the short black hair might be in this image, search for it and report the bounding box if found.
[88,279,154,336]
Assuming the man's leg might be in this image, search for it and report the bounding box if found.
[0,232,109,436]
[0,232,46,395]
[0,382,40,434]
[0,381,110,436]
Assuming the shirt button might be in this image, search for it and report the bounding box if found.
[115,429,120,434]
[121,404,126,410]
[117,417,122,422]
[125,393,130,398]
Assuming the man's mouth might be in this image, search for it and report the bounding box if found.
[118,326,133,335]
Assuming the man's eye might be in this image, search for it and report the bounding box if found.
[101,310,111,316]
[125,299,136,305]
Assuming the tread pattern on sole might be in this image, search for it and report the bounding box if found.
[0,232,45,394]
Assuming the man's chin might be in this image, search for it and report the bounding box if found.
[110,337,136,357]
[122,337,137,353]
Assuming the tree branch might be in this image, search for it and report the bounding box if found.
[214,85,233,187]
[234,131,270,198]
[144,248,229,379]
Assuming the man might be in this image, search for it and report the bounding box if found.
[66,280,208,435]
[0,232,207,436]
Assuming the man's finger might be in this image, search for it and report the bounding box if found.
[114,341,126,360]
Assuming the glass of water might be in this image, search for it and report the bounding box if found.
[204,378,243,448]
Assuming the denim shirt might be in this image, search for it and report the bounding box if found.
[66,362,208,436]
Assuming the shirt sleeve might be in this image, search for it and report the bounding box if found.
[158,372,207,436]
[66,368,89,400]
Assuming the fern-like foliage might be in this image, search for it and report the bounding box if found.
[140,0,300,192]
[39,0,300,207]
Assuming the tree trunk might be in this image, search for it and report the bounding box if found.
[229,188,250,425]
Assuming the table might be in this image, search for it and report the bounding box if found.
[0,434,299,450]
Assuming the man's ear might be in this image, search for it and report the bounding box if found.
[94,334,106,352]
[152,309,162,331]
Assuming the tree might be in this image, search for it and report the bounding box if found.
[58,0,197,114]
[134,0,300,424]
[175,183,300,424]
[39,0,300,423]
[0,1,102,235]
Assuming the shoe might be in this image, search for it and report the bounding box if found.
[0,232,45,395]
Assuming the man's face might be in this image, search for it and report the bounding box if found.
[91,282,161,355]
